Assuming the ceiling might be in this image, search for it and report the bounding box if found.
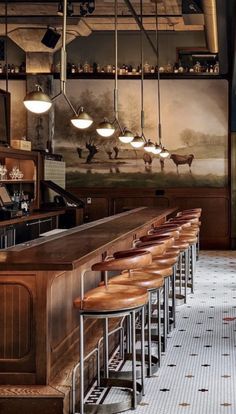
[0,0,204,34]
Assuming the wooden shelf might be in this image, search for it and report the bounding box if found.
[0,179,35,184]
[53,72,227,80]
[0,73,228,80]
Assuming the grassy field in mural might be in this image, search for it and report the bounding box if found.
[66,171,227,188]
[56,146,228,188]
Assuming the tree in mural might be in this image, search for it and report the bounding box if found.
[180,128,226,148]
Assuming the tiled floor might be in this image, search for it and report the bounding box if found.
[123,251,236,414]
[85,251,236,414]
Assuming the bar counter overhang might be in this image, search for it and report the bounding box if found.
[0,207,176,413]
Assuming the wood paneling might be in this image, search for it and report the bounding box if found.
[0,284,31,360]
[69,187,230,249]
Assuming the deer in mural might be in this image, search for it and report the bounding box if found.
[170,153,194,173]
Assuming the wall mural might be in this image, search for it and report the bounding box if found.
[53,79,228,188]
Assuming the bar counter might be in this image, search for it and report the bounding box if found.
[0,207,175,414]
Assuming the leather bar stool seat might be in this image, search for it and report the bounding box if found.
[109,271,164,290]
[177,209,201,217]
[75,284,148,312]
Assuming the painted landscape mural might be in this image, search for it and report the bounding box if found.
[53,79,228,188]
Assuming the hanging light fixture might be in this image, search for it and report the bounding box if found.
[97,0,134,140]
[154,0,170,157]
[96,118,115,137]
[119,128,134,143]
[23,0,92,128]
[130,0,148,150]
[23,85,52,114]
[130,134,145,148]
[71,107,93,129]
[144,139,155,152]
[159,147,170,158]
[152,143,162,154]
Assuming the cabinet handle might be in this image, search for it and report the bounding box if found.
[26,218,52,227]
[26,221,39,227]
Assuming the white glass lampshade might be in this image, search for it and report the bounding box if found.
[130,135,145,148]
[96,120,115,137]
[71,108,93,129]
[119,129,134,143]
[152,144,162,155]
[23,87,52,114]
[144,140,155,153]
[159,147,170,158]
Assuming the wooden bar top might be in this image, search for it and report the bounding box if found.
[0,207,176,271]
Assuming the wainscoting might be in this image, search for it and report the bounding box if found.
[69,187,230,249]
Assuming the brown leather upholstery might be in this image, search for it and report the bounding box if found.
[177,210,201,218]
[179,235,198,244]
[177,208,202,215]
[135,241,166,255]
[168,219,191,229]
[158,224,183,231]
[140,234,175,248]
[149,229,180,239]
[92,250,152,272]
[140,264,173,278]
[172,241,189,251]
[74,284,149,312]
[173,217,200,225]
[153,254,178,266]
[109,271,164,290]
[167,247,181,255]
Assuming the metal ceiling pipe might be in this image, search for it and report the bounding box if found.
[202,0,218,53]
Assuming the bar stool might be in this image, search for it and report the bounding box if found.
[109,247,165,376]
[73,250,151,414]
[136,235,178,350]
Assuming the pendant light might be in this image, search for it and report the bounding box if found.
[144,140,155,152]
[71,107,93,129]
[23,85,52,114]
[96,119,115,137]
[130,134,145,148]
[118,128,134,143]
[152,143,162,154]
[23,0,92,128]
[130,0,151,151]
[153,0,170,158]
[97,0,134,141]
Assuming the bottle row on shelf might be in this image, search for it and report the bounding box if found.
[0,62,26,74]
[52,60,220,75]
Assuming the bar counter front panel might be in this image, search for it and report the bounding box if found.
[0,208,175,401]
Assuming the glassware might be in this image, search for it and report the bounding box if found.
[0,165,7,180]
[9,166,24,180]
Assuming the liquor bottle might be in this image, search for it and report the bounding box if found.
[19,62,26,73]
[83,62,90,73]
[71,64,76,73]
[144,62,150,73]
[173,62,179,73]
[213,62,219,73]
